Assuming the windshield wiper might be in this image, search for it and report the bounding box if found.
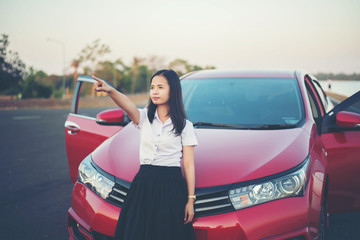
[193,122,298,130]
[193,122,248,129]
[250,124,298,130]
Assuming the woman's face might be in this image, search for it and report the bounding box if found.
[150,75,170,106]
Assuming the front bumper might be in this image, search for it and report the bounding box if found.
[67,181,319,240]
[191,197,312,240]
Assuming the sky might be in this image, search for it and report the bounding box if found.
[1,0,360,75]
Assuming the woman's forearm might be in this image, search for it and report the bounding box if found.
[183,146,195,201]
[108,89,139,124]
[184,164,195,196]
[93,75,140,124]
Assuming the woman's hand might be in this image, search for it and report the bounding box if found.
[184,200,195,224]
[91,74,140,124]
[92,75,113,93]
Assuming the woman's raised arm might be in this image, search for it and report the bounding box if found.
[92,75,140,125]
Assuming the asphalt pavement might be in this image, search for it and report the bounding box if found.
[0,107,359,240]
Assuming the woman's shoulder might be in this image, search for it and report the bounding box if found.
[133,107,148,128]
[181,119,198,146]
[184,119,194,126]
[183,119,195,132]
[138,107,149,119]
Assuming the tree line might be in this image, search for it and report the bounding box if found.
[313,72,360,81]
[0,35,215,99]
[1,34,359,99]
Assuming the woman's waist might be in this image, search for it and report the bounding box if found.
[140,155,182,167]
[138,164,182,176]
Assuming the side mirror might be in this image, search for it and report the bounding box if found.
[96,109,128,126]
[336,111,360,128]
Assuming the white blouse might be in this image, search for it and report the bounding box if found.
[133,107,198,167]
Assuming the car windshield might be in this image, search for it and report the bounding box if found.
[181,78,304,129]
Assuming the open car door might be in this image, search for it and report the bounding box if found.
[64,76,125,183]
[321,91,360,213]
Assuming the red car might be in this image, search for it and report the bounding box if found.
[65,70,360,240]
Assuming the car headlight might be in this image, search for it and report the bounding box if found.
[229,155,310,210]
[78,154,115,199]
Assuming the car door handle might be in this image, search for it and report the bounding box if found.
[65,121,80,135]
[322,148,327,157]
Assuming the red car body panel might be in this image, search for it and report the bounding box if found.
[71,182,120,235]
[336,111,360,127]
[92,125,311,187]
[65,114,121,182]
[65,72,360,240]
[321,131,360,213]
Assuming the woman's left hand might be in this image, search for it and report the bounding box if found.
[184,201,195,224]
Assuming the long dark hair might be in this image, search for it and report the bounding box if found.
[147,69,186,136]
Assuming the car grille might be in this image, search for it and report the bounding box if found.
[194,187,233,217]
[107,177,234,217]
[107,178,131,208]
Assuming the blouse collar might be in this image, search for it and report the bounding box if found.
[155,108,172,126]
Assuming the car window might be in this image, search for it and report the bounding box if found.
[306,89,319,118]
[77,81,118,118]
[342,96,360,114]
[312,80,328,112]
[305,77,326,115]
[181,78,304,126]
[305,81,321,128]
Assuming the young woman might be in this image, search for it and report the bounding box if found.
[92,69,198,240]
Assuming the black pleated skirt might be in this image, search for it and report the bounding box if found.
[113,165,195,240]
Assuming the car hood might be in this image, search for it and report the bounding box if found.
[92,124,311,188]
